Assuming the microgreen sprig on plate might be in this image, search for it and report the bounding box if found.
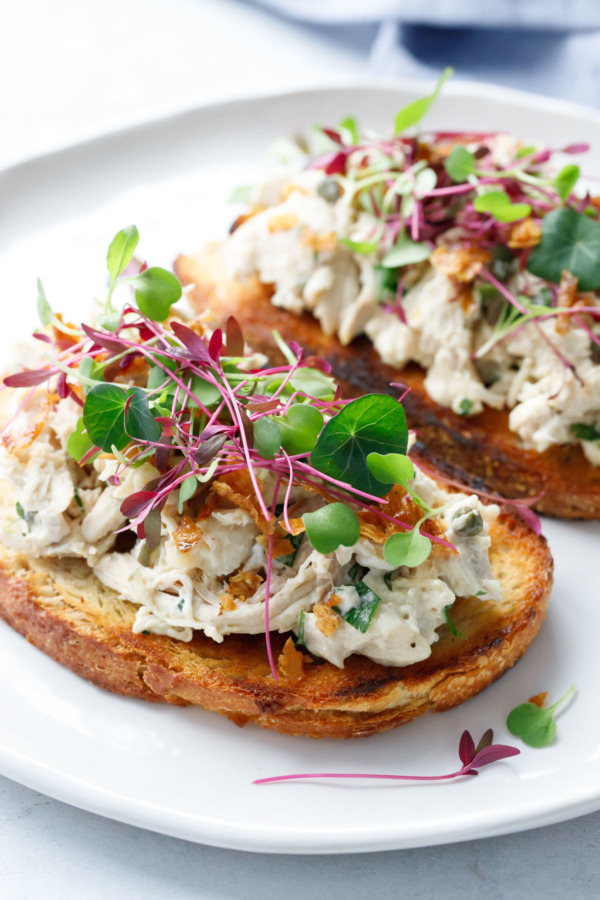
[254,728,519,785]
[507,685,577,748]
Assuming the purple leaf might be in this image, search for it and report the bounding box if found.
[562,143,589,155]
[57,373,69,399]
[288,341,304,362]
[120,490,158,519]
[170,321,212,364]
[239,407,254,449]
[194,433,226,466]
[32,332,52,344]
[225,316,244,357]
[471,744,520,769]
[4,368,53,388]
[324,151,348,176]
[80,323,125,353]
[322,127,343,146]
[475,728,494,755]
[155,435,173,472]
[208,328,223,361]
[458,730,476,766]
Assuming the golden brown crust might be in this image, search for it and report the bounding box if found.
[0,506,552,738]
[175,245,600,519]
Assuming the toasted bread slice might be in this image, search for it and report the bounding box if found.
[0,504,552,739]
[175,245,600,519]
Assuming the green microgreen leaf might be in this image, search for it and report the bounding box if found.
[95,310,122,332]
[311,394,408,497]
[570,422,600,441]
[177,475,198,514]
[374,265,400,302]
[527,207,600,290]
[473,190,531,223]
[295,609,307,648]
[106,225,139,282]
[366,451,414,488]
[506,685,576,748]
[67,416,96,462]
[383,526,432,568]
[338,231,383,255]
[253,416,281,460]
[516,145,537,159]
[36,279,54,327]
[276,532,303,567]
[288,367,336,400]
[73,488,84,513]
[302,503,360,554]
[553,164,580,202]
[277,404,324,456]
[382,235,430,269]
[186,374,223,409]
[444,604,464,638]
[83,384,161,452]
[333,581,381,633]
[229,185,254,204]
[129,267,182,321]
[339,116,359,145]
[394,67,453,135]
[445,145,477,183]
[384,571,394,590]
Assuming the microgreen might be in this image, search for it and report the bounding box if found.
[394,67,453,135]
[16,501,35,532]
[106,225,139,282]
[383,526,432,568]
[445,146,477,183]
[129,267,182,321]
[339,116,359,145]
[253,727,520,785]
[276,532,303,567]
[473,191,531,223]
[302,503,360,554]
[527,207,600,290]
[366,451,430,513]
[277,404,324,455]
[82,383,161,452]
[444,604,464,638]
[381,235,430,269]
[553,164,580,202]
[67,417,96,463]
[36,279,54,328]
[506,686,576,748]
[338,233,382,256]
[177,475,198,514]
[253,416,281,459]
[311,394,408,497]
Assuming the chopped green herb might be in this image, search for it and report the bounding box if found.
[570,422,600,441]
[16,501,35,532]
[73,488,84,513]
[177,598,184,611]
[276,532,304,567]
[444,605,464,638]
[458,399,473,416]
[384,571,394,591]
[333,581,381,633]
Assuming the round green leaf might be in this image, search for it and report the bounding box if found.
[310,394,408,497]
[178,475,198,514]
[383,527,432,568]
[527,207,600,291]
[253,416,281,460]
[553,164,580,203]
[131,267,182,321]
[382,236,431,269]
[473,191,531,223]
[506,704,556,748]
[67,417,95,462]
[303,503,360,554]
[445,145,477,183]
[366,452,414,488]
[277,404,324,456]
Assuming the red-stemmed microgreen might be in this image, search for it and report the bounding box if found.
[253,727,519,785]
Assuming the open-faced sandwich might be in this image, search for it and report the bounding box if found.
[0,228,552,738]
[176,73,600,518]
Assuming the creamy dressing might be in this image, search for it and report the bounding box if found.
[0,383,501,668]
[225,166,600,461]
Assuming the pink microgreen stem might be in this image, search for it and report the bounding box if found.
[478,268,529,315]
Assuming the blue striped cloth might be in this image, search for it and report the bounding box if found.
[251,1,600,105]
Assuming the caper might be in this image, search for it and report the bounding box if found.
[474,358,501,387]
[317,179,342,203]
[490,246,517,282]
[452,507,483,536]
[480,290,504,325]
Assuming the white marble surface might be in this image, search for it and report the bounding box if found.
[2,0,600,894]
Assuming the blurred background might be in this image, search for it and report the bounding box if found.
[3,0,600,169]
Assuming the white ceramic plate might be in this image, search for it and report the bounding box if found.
[1,82,600,854]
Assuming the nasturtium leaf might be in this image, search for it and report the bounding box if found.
[130,267,182,321]
[383,527,432,568]
[83,384,160,452]
[303,503,360,554]
[253,415,281,460]
[473,191,531,223]
[571,422,600,441]
[177,475,198,514]
[36,279,53,328]
[366,452,414,489]
[67,417,95,462]
[382,235,431,269]
[339,115,359,145]
[553,164,580,202]
[277,404,324,456]
[311,394,408,497]
[394,67,453,135]
[333,581,381,633]
[527,207,600,290]
[445,145,477,183]
[106,225,139,282]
